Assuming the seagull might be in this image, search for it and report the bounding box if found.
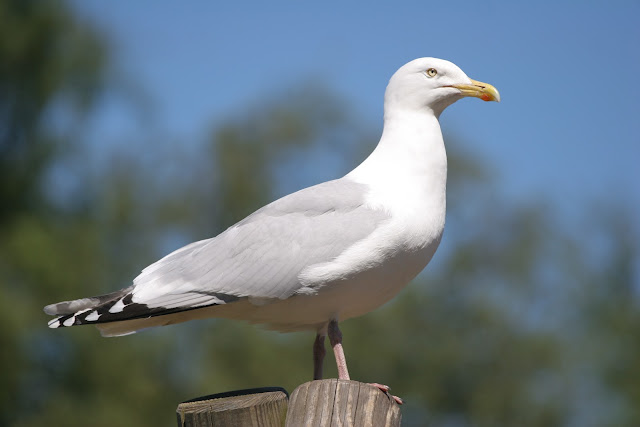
[44,58,499,404]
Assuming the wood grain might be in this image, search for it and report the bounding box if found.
[285,380,401,427]
[176,387,288,427]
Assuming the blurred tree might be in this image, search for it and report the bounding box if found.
[574,212,640,426]
[0,0,109,424]
[0,0,105,221]
[208,85,351,229]
[1,1,638,426]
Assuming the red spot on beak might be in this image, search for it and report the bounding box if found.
[481,94,491,102]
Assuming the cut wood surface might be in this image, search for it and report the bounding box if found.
[176,387,288,427]
[286,379,401,427]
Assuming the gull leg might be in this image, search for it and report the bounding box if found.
[328,319,350,380]
[313,333,326,380]
[328,319,403,405]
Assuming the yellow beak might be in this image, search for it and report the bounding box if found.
[450,79,500,102]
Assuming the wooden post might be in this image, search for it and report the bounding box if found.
[285,379,401,427]
[176,387,288,427]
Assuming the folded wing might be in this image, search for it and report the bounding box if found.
[45,178,388,330]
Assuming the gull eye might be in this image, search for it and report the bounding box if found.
[426,68,438,78]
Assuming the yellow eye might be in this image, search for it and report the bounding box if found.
[426,68,437,77]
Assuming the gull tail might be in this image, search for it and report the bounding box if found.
[44,286,228,337]
[44,286,135,331]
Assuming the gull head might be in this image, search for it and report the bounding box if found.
[384,57,500,118]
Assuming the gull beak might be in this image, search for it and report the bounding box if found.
[450,79,501,102]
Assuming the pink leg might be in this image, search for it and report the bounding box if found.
[328,319,403,405]
[313,333,326,380]
[328,319,350,380]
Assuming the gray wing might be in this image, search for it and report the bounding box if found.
[126,178,389,311]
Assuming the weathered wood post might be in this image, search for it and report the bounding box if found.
[176,380,401,426]
[176,387,288,427]
[286,379,401,426]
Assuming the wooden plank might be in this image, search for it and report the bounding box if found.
[285,380,401,427]
[176,387,288,427]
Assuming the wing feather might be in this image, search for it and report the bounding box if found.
[45,178,388,329]
[131,178,387,306]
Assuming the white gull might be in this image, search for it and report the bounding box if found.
[45,57,500,403]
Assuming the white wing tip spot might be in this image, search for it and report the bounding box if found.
[85,310,101,322]
[108,298,126,314]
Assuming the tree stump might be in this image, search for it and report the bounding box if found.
[285,379,401,426]
[176,387,288,427]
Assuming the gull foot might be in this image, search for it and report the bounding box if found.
[368,382,404,405]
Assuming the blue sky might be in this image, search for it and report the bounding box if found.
[69,0,640,223]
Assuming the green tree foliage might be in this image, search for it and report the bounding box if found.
[1,1,638,426]
[0,0,105,221]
